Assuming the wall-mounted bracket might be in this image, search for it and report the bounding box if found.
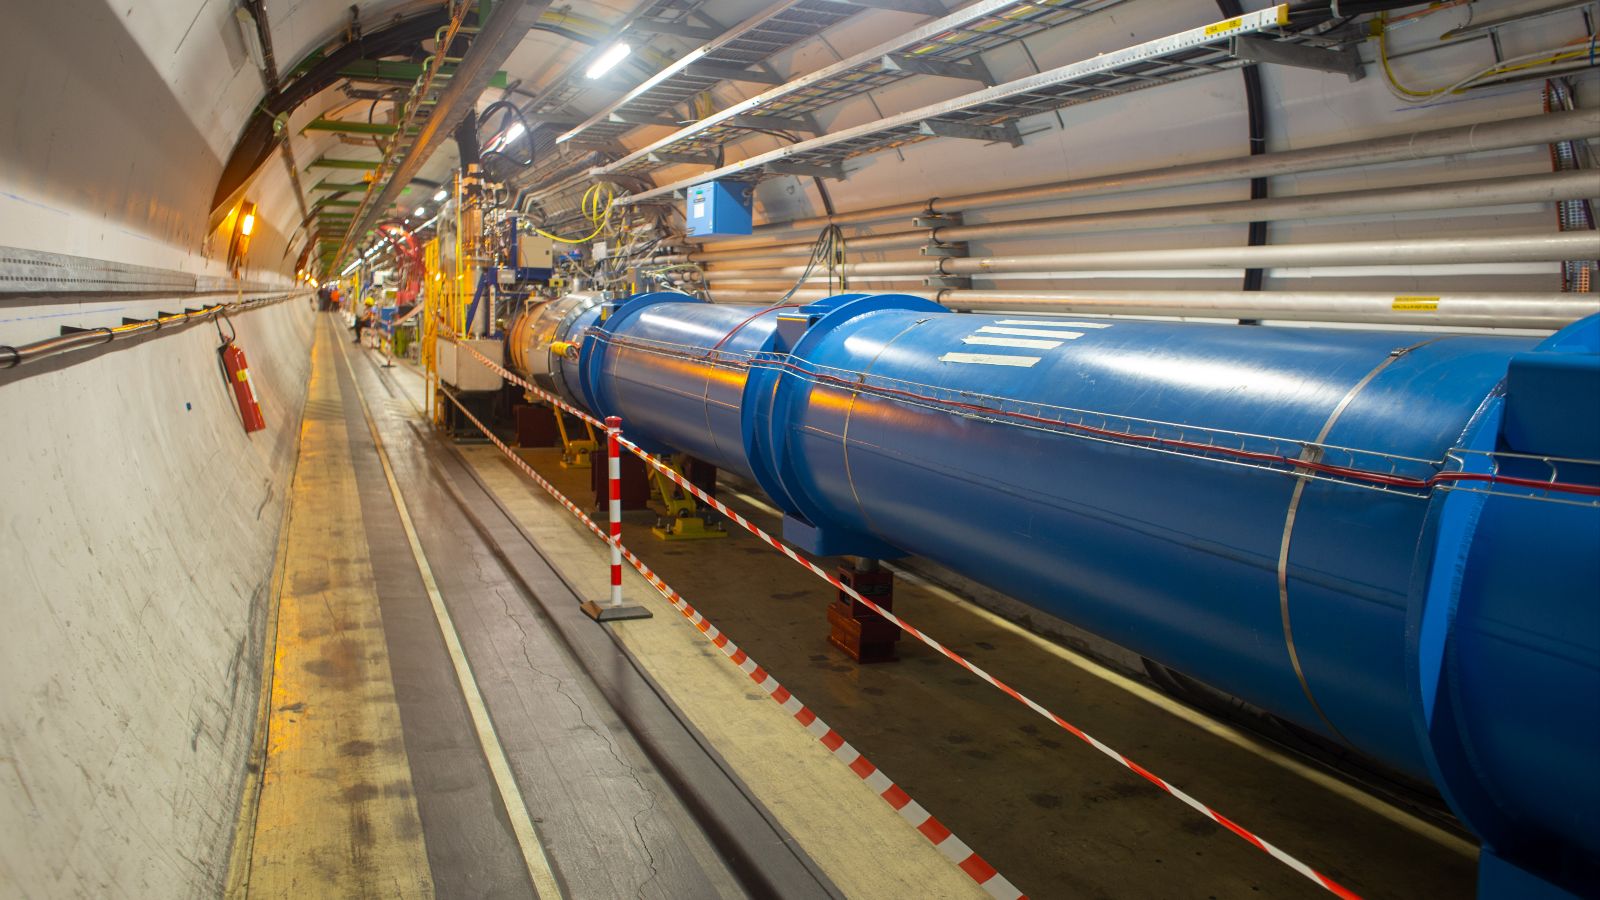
[881,53,996,85]
[918,119,1023,147]
[921,242,968,258]
[648,151,718,167]
[836,0,945,16]
[685,62,784,84]
[630,18,722,41]
[609,110,683,128]
[727,113,821,134]
[1230,35,1365,82]
[768,161,845,180]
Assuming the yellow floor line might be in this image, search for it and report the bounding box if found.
[246,321,433,898]
[337,338,564,899]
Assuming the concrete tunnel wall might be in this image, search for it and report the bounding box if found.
[0,301,315,897]
[2,2,323,894]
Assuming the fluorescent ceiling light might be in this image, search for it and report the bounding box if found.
[433,189,448,202]
[340,258,361,276]
[586,43,631,79]
[415,206,426,216]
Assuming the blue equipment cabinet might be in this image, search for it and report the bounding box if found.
[684,181,752,237]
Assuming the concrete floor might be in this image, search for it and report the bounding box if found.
[436,389,1482,898]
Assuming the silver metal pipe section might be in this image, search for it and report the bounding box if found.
[704,232,1600,279]
[702,289,1597,329]
[688,171,1600,265]
[699,109,1599,242]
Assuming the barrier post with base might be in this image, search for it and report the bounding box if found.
[582,416,652,623]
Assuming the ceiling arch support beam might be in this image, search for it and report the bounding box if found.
[211,9,453,218]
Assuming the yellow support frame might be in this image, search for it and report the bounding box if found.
[422,238,443,425]
[649,455,727,541]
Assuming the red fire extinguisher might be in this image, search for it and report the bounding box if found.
[220,341,266,433]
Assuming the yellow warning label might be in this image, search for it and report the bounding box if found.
[1393,297,1441,312]
[1205,17,1243,36]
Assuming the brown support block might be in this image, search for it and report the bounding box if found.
[828,565,899,663]
[591,450,650,511]
[684,456,719,498]
[514,403,562,447]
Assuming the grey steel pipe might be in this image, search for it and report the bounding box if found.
[702,288,1596,330]
[703,232,1600,279]
[688,171,1600,265]
[698,109,1599,243]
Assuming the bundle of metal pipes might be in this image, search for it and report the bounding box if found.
[640,110,1600,329]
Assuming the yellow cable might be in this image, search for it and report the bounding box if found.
[1377,16,1451,98]
[535,219,610,244]
[537,184,618,243]
[1379,15,1595,100]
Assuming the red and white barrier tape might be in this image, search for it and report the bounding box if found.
[436,389,1023,899]
[618,440,1361,900]
[447,330,1361,899]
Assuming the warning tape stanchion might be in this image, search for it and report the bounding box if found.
[581,415,650,622]
[444,329,1362,900]
[435,388,1021,899]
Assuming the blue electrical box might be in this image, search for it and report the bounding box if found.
[684,181,752,237]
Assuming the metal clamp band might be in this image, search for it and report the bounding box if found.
[1277,338,1443,747]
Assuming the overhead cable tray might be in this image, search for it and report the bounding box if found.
[556,0,879,149]
[527,0,713,116]
[595,0,1128,178]
[614,5,1363,204]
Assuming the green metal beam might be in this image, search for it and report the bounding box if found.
[303,117,398,135]
[314,198,362,208]
[306,155,379,171]
[339,59,508,88]
[310,180,369,192]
